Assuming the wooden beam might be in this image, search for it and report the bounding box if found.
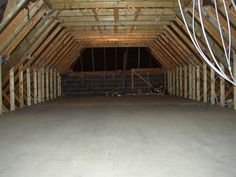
[173,70,175,96]
[54,69,57,99]
[203,63,207,103]
[188,63,192,99]
[184,65,188,98]
[211,67,215,105]
[196,65,200,101]
[9,67,15,111]
[234,52,236,110]
[176,67,179,96]
[220,63,225,107]
[33,68,37,104]
[180,66,183,97]
[50,69,53,100]
[192,65,196,100]
[41,67,45,102]
[37,68,42,103]
[19,65,24,108]
[0,58,2,113]
[26,68,31,106]
[46,68,49,101]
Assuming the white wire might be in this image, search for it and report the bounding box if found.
[177,0,236,86]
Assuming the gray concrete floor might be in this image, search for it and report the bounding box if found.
[0,96,236,177]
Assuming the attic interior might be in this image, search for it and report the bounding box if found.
[0,0,236,176]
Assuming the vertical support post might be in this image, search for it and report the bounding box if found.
[167,70,170,93]
[0,59,2,113]
[184,65,188,98]
[19,65,24,108]
[9,67,15,111]
[33,68,37,104]
[46,67,49,101]
[233,52,236,110]
[57,72,60,97]
[192,65,196,100]
[196,65,200,101]
[176,67,179,96]
[203,63,207,103]
[26,68,31,106]
[59,75,62,97]
[169,70,172,95]
[54,69,57,99]
[180,67,183,97]
[173,70,176,95]
[50,68,53,100]
[41,67,45,102]
[211,67,215,105]
[220,63,225,107]
[188,63,192,99]
[37,68,41,103]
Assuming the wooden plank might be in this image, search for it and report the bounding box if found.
[33,68,38,104]
[211,67,215,105]
[26,68,31,106]
[176,67,179,96]
[188,63,192,99]
[46,68,49,101]
[180,67,183,97]
[9,67,15,111]
[196,65,200,101]
[192,65,196,100]
[37,69,42,103]
[234,52,236,110]
[41,67,45,102]
[184,65,188,98]
[19,65,24,108]
[57,72,60,97]
[0,59,2,113]
[203,63,207,103]
[54,69,57,99]
[220,63,225,107]
[50,69,53,100]
[169,70,172,95]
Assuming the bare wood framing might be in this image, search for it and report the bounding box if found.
[33,68,37,104]
[188,63,192,99]
[234,52,236,110]
[211,67,215,105]
[180,66,183,97]
[184,65,188,98]
[176,67,179,96]
[37,68,42,103]
[192,65,196,100]
[220,63,225,107]
[203,63,207,103]
[196,65,200,101]
[19,65,24,108]
[46,68,49,101]
[26,68,31,106]
[50,69,53,100]
[9,67,15,111]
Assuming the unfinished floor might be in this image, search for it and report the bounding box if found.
[0,96,236,177]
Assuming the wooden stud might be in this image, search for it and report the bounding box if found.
[203,63,207,103]
[19,65,24,108]
[176,67,179,96]
[211,67,215,105]
[0,59,2,113]
[180,67,183,97]
[169,70,172,95]
[41,67,45,102]
[220,63,225,107]
[37,69,41,103]
[192,65,196,100]
[167,70,170,93]
[188,63,192,99]
[184,65,188,98]
[54,69,57,99]
[33,68,37,104]
[46,67,49,101]
[9,67,15,111]
[26,68,31,106]
[59,75,62,97]
[50,69,53,100]
[234,52,236,110]
[196,65,200,101]
[173,70,176,95]
[57,72,60,97]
